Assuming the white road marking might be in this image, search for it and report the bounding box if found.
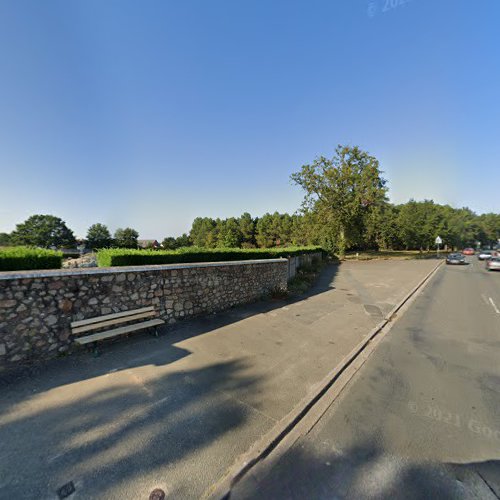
[481,294,490,306]
[489,297,500,314]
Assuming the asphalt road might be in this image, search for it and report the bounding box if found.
[233,256,500,499]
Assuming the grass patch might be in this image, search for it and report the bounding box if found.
[343,250,436,261]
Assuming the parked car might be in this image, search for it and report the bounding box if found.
[446,253,466,265]
[462,248,475,255]
[478,250,494,260]
[486,257,500,271]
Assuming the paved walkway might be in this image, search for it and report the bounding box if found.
[0,259,437,499]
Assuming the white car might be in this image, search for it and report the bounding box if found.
[486,257,500,271]
[478,250,495,260]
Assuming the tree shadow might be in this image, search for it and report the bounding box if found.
[0,263,342,497]
[0,359,268,499]
[232,440,500,499]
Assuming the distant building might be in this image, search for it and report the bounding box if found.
[137,239,161,249]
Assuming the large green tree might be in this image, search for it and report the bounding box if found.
[11,214,76,248]
[190,217,217,247]
[114,227,139,248]
[439,206,478,249]
[175,233,192,248]
[86,223,112,249]
[291,145,387,256]
[478,213,500,247]
[162,233,192,249]
[217,218,242,248]
[364,202,402,250]
[162,237,178,250]
[238,213,256,247]
[255,213,277,248]
[396,200,442,250]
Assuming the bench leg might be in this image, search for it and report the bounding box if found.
[148,326,159,338]
[91,342,100,357]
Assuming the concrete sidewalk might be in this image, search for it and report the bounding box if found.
[0,259,437,499]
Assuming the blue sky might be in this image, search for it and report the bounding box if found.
[1,0,499,239]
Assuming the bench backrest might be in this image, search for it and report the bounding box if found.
[71,306,156,335]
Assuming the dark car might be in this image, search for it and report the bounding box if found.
[446,253,466,265]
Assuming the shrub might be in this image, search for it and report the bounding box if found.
[0,247,63,271]
[97,246,324,267]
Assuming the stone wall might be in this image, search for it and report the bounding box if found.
[0,259,288,370]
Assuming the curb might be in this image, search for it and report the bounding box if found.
[204,259,444,499]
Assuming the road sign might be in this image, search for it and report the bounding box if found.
[435,236,442,245]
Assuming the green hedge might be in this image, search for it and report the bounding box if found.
[97,246,324,267]
[0,247,63,271]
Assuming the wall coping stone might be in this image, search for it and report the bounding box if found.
[0,258,288,281]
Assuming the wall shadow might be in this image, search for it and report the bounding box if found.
[0,263,340,390]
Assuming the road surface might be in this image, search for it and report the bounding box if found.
[233,256,500,499]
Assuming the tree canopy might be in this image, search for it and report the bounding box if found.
[114,227,139,249]
[162,233,191,250]
[86,223,112,249]
[0,233,11,246]
[11,215,76,248]
[291,145,388,256]
[3,145,499,256]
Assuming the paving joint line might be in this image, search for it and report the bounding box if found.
[477,471,500,499]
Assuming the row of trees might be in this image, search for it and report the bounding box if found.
[0,216,141,250]
[187,213,307,249]
[1,146,498,255]
[289,145,499,255]
[184,145,499,255]
[86,225,140,249]
[183,205,500,254]
[291,146,500,255]
[183,145,498,255]
[363,202,500,252]
[1,202,499,255]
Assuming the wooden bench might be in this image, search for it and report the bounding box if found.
[71,306,165,346]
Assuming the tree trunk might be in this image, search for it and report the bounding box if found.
[338,227,346,259]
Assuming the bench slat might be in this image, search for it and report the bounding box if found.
[72,310,158,334]
[74,318,165,345]
[71,306,154,328]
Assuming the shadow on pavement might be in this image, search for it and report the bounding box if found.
[0,359,265,498]
[0,264,341,497]
[233,441,500,499]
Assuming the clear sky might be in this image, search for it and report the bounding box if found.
[1,0,499,239]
